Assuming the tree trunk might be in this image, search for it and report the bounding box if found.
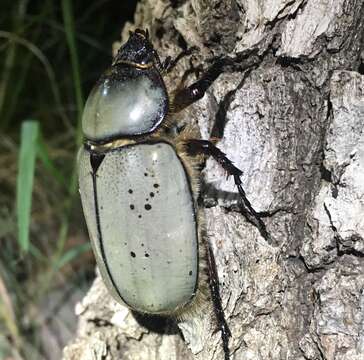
[63,1,364,359]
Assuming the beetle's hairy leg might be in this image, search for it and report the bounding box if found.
[171,58,234,113]
[185,139,271,241]
[204,239,231,360]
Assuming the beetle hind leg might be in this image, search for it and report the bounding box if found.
[205,239,231,360]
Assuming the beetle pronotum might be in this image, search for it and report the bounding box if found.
[78,29,268,360]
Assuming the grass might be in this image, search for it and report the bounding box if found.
[0,1,137,358]
[17,120,39,253]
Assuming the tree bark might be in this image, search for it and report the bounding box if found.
[63,1,364,359]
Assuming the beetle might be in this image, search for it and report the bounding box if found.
[78,28,269,360]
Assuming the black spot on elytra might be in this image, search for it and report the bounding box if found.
[145,204,152,211]
[130,251,136,258]
[141,243,144,247]
[124,242,127,246]
[144,172,148,177]
[128,189,133,194]
[138,215,142,218]
[150,192,155,197]
[145,253,150,257]
[130,204,135,210]
[189,270,193,276]
[153,183,159,188]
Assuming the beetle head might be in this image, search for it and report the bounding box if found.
[113,29,159,68]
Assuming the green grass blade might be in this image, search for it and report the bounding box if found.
[37,134,67,188]
[16,120,39,253]
[61,0,84,148]
[0,0,28,130]
[29,243,47,262]
[54,242,91,271]
[0,31,70,131]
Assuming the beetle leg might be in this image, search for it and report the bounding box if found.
[205,239,231,360]
[171,58,231,113]
[160,46,198,73]
[171,51,261,115]
[153,46,197,73]
[185,139,270,241]
[171,61,204,106]
[154,46,196,73]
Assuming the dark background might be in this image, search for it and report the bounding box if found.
[0,1,138,359]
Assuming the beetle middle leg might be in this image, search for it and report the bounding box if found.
[185,139,270,241]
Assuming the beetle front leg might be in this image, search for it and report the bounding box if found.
[158,46,198,73]
[171,58,232,113]
[153,46,197,74]
[185,139,270,241]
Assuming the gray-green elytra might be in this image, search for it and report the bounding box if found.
[78,29,269,360]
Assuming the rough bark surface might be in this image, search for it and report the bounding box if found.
[63,1,364,359]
